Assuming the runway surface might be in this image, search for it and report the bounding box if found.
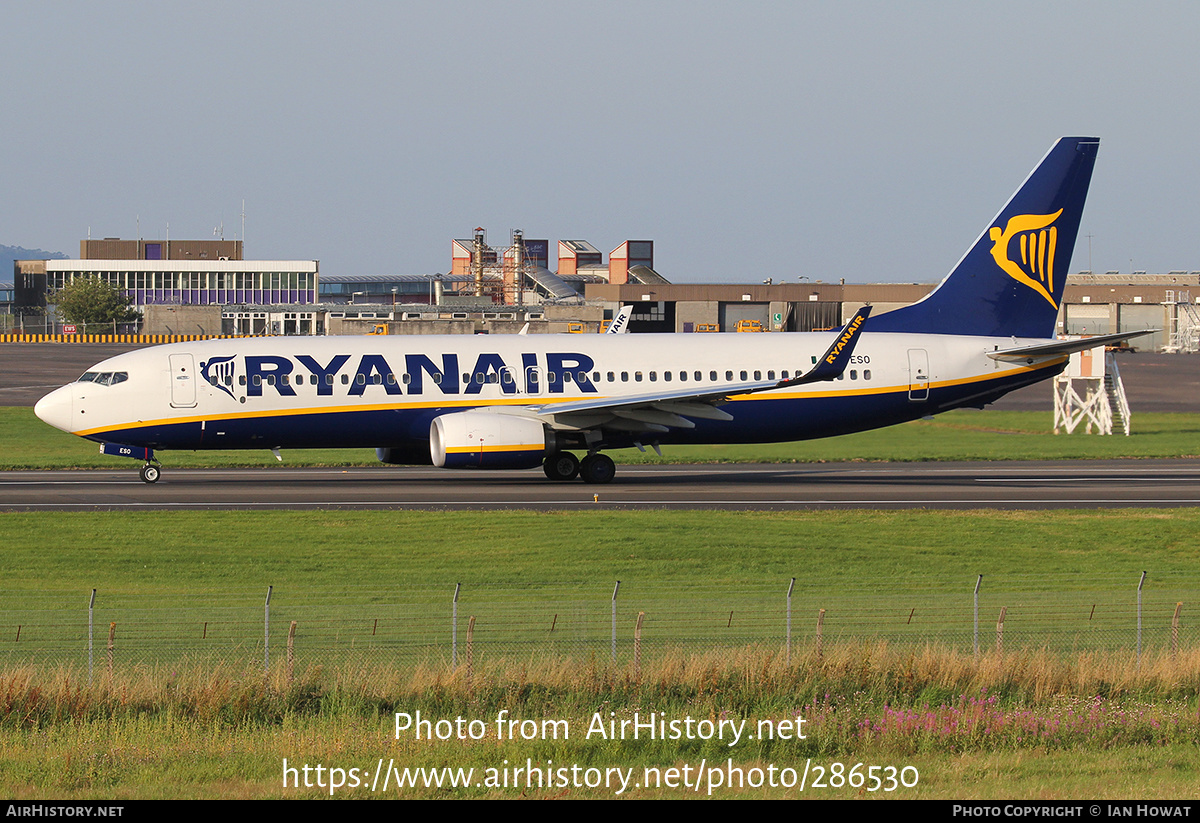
[4,460,1200,511]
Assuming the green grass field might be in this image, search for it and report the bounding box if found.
[4,405,1200,469]
[2,509,1197,669]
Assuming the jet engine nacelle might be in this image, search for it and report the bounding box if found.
[430,411,550,470]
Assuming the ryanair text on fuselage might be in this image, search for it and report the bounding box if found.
[202,351,600,399]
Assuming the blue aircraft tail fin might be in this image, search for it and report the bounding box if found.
[869,137,1099,338]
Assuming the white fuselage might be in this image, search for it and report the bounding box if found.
[33,330,1060,456]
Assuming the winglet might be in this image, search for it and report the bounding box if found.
[784,305,872,387]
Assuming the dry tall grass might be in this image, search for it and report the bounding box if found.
[4,642,1199,727]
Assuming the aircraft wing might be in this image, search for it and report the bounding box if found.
[531,306,871,433]
[987,329,1156,361]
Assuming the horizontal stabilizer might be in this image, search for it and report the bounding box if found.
[987,329,1156,361]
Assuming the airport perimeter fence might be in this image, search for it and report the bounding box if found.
[0,573,1196,676]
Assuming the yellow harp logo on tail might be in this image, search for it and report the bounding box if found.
[988,208,1063,309]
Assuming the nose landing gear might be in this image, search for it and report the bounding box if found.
[99,442,162,483]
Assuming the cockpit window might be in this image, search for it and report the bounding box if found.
[76,371,128,386]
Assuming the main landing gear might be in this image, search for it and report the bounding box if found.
[543,451,579,481]
[543,451,615,484]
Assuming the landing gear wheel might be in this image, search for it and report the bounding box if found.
[139,464,160,484]
[543,451,579,481]
[578,453,616,484]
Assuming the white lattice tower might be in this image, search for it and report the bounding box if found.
[1053,346,1130,436]
[1164,290,1199,354]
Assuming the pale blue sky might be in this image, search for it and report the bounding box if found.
[3,1,1197,282]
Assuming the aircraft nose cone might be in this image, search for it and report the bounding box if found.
[34,386,73,432]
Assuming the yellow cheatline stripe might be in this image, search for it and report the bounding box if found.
[730,358,1064,401]
[445,444,542,454]
[71,395,564,437]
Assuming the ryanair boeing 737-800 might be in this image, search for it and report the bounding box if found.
[36,137,1139,484]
